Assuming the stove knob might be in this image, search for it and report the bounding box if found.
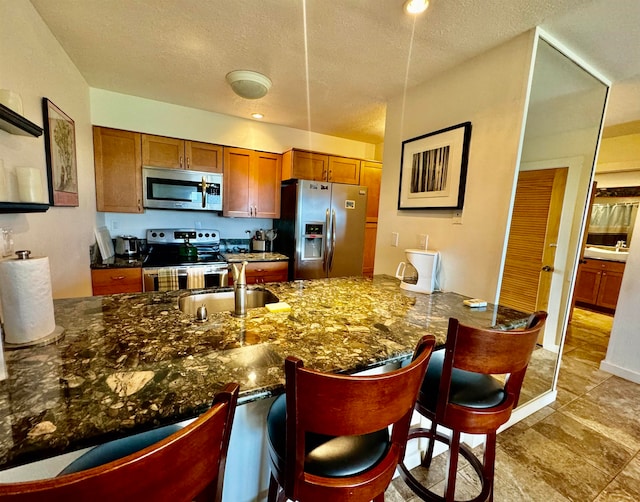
[198,232,203,238]
[211,232,216,238]
[151,232,157,238]
[159,232,165,238]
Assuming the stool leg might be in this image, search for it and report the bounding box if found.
[268,473,280,502]
[482,432,497,502]
[443,430,461,502]
[421,419,438,468]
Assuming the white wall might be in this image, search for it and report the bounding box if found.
[601,208,640,383]
[375,32,533,301]
[0,0,95,298]
[91,89,378,159]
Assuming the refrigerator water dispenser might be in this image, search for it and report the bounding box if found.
[302,223,324,260]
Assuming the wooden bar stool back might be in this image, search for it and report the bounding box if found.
[399,312,547,502]
[267,335,436,502]
[0,383,239,502]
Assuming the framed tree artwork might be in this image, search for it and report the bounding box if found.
[42,98,78,206]
[398,122,472,210]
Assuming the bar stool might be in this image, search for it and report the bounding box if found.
[398,312,547,502]
[266,335,436,502]
[0,383,239,502]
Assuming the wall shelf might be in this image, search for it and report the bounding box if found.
[0,202,49,213]
[0,103,43,137]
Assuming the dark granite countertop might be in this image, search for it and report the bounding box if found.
[223,252,289,263]
[91,255,145,269]
[0,275,526,471]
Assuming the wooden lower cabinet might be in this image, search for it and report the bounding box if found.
[574,259,625,310]
[91,268,143,295]
[363,223,378,278]
[229,261,288,285]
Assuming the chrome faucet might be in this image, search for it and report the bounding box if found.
[232,261,248,317]
[616,240,627,251]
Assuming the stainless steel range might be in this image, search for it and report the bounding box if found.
[142,228,229,291]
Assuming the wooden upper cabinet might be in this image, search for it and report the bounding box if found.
[282,149,361,185]
[223,147,282,218]
[93,126,143,213]
[328,156,360,184]
[359,161,382,223]
[186,141,223,173]
[142,134,222,172]
[282,150,328,181]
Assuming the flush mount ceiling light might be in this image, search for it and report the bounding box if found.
[251,113,264,119]
[226,70,272,99]
[404,0,429,15]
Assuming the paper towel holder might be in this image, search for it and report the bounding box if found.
[1,250,65,350]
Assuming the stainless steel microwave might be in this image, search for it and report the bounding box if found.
[143,167,223,211]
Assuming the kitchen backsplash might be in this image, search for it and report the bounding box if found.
[101,209,274,240]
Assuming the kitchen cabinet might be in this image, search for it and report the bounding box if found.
[282,149,360,185]
[141,134,223,173]
[328,156,360,184]
[359,161,382,223]
[363,222,378,278]
[93,126,143,213]
[91,268,142,295]
[223,147,282,218]
[574,258,625,310]
[242,261,288,284]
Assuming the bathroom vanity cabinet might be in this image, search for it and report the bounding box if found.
[574,258,625,310]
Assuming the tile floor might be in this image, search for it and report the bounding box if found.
[387,307,640,501]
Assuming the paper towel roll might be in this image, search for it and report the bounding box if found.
[0,256,56,345]
[16,167,43,203]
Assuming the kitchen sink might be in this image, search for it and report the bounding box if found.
[179,287,279,315]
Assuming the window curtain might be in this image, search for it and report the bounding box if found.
[589,203,638,234]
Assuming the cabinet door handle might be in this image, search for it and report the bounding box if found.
[180,156,184,168]
[541,265,553,272]
[186,156,190,169]
[111,276,125,281]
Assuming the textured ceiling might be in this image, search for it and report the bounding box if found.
[29,0,640,144]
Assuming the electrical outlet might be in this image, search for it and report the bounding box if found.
[110,220,119,231]
[391,232,399,247]
[452,211,463,225]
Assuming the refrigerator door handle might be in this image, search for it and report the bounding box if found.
[328,209,337,271]
[323,208,331,272]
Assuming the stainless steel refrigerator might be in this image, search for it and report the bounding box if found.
[274,179,368,280]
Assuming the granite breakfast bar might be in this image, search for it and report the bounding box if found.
[0,275,527,499]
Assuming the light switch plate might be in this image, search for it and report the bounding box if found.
[453,210,463,224]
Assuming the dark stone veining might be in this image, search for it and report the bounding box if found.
[0,275,526,472]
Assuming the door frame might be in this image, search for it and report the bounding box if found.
[497,155,591,350]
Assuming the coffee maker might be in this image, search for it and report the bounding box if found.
[395,249,440,294]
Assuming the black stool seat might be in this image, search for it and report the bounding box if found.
[267,394,389,477]
[419,350,505,412]
[59,423,183,475]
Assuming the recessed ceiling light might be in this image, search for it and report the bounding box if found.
[404,0,429,15]
[226,70,272,99]
[251,113,264,119]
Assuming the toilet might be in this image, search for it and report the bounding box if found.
[395,249,440,294]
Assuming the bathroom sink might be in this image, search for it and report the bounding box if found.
[179,287,280,315]
[584,246,629,262]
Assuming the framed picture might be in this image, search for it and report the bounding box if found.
[398,122,471,210]
[42,98,78,206]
